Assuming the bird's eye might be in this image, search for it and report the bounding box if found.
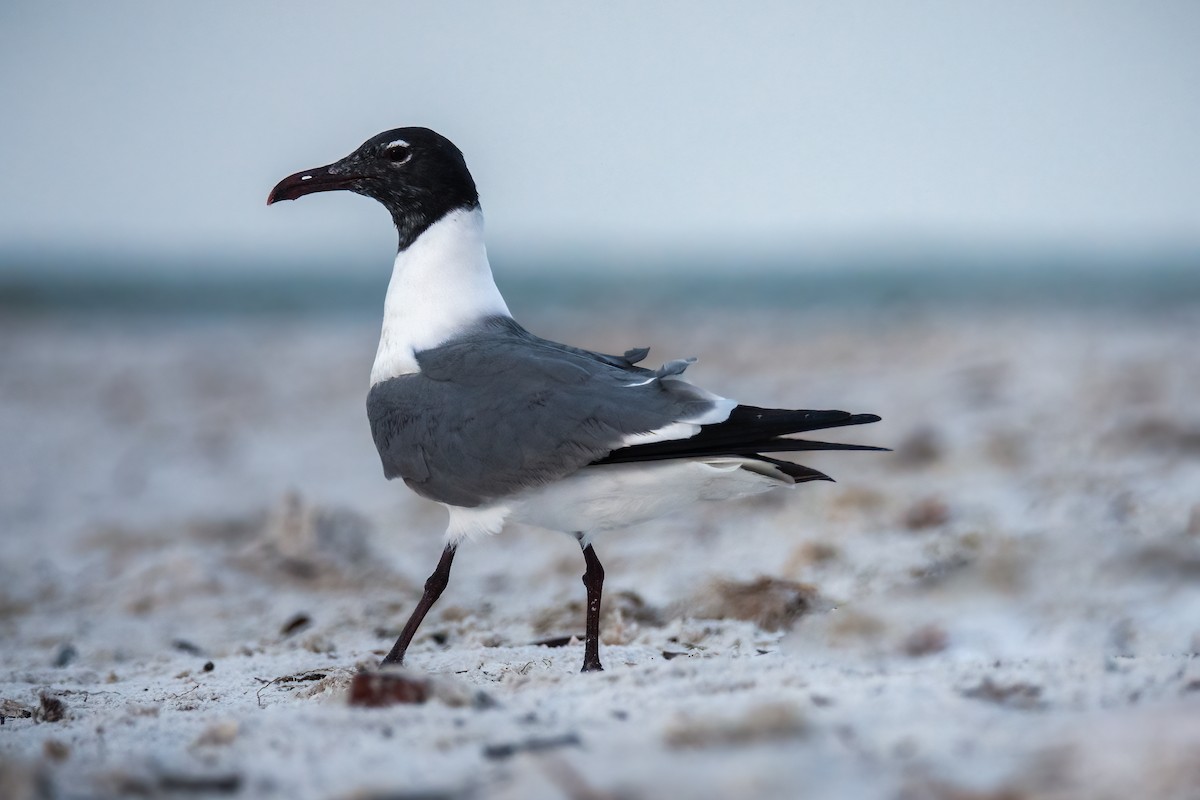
[384,143,412,164]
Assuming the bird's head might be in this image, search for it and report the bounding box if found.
[267,127,479,250]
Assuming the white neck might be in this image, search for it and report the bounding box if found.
[370,207,511,384]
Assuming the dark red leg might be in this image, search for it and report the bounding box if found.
[578,537,605,673]
[381,545,456,667]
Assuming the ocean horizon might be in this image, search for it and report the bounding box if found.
[2,245,1198,318]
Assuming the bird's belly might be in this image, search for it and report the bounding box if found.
[507,458,792,535]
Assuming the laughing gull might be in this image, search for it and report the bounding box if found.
[268,127,884,672]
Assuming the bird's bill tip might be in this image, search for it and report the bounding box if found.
[266,165,357,206]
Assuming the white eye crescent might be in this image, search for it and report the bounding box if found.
[384,140,412,164]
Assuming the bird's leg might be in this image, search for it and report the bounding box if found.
[381,544,456,667]
[577,534,605,673]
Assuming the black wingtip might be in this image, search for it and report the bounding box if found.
[765,439,891,453]
[752,456,834,483]
[592,405,887,467]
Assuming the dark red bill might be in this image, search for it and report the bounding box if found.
[267,165,359,205]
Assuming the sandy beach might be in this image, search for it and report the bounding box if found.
[3,303,1200,799]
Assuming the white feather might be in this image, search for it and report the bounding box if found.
[370,208,510,385]
[616,385,735,447]
[444,502,512,544]
[619,421,701,446]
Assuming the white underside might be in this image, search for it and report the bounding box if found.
[441,458,797,545]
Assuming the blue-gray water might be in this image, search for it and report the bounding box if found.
[2,248,1198,318]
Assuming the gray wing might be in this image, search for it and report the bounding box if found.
[366,317,727,507]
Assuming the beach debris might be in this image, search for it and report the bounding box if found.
[692,576,822,631]
[254,670,332,707]
[103,767,272,796]
[961,678,1045,710]
[42,739,70,762]
[783,540,841,574]
[663,703,807,749]
[894,426,944,467]
[216,493,382,588]
[899,776,1029,800]
[192,719,239,748]
[52,644,77,668]
[156,772,242,794]
[826,609,888,646]
[977,537,1028,593]
[37,694,66,723]
[280,613,312,636]
[910,553,973,587]
[901,624,949,657]
[829,486,888,515]
[903,497,951,530]
[482,732,581,761]
[172,639,205,656]
[125,702,160,717]
[531,635,577,648]
[348,670,430,707]
[265,492,373,579]
[0,698,36,724]
[1118,417,1200,454]
[341,668,494,710]
[1125,539,1200,580]
[797,540,840,564]
[0,760,52,800]
[333,789,469,800]
[293,671,357,702]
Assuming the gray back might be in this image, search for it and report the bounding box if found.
[366,317,720,507]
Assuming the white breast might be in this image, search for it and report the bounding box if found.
[370,207,511,385]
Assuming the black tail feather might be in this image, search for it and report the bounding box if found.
[593,404,886,467]
[691,406,881,448]
[597,437,887,465]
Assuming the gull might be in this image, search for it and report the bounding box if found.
[268,127,883,672]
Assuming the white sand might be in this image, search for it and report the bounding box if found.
[3,306,1200,799]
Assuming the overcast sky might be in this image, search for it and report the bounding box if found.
[1,2,1198,272]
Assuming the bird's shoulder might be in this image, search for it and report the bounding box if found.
[414,316,654,384]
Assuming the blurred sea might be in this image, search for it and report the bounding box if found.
[2,248,1198,318]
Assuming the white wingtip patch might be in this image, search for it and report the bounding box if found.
[684,395,737,425]
[620,421,702,447]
